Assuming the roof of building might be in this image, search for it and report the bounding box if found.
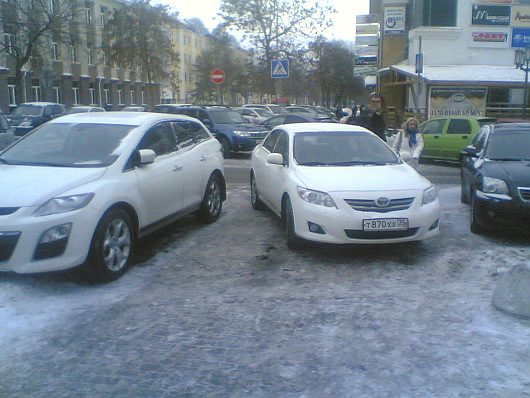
[389,64,528,87]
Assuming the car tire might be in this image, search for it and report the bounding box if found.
[196,174,223,223]
[218,136,231,159]
[470,194,484,234]
[250,172,265,210]
[87,208,134,282]
[284,197,304,250]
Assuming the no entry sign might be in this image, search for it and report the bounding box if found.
[210,68,225,84]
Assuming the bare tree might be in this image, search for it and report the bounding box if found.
[0,0,80,102]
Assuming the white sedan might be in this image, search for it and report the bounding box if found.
[250,123,440,248]
[0,112,225,281]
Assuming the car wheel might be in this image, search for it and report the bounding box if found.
[196,174,223,223]
[250,172,265,210]
[218,136,231,159]
[284,197,304,250]
[88,208,134,282]
[470,194,484,234]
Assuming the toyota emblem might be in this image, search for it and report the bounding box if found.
[376,197,390,207]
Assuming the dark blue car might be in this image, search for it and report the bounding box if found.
[7,102,65,136]
[155,105,269,158]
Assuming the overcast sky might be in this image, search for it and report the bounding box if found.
[155,0,370,42]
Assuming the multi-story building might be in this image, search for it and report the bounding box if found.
[0,0,161,113]
[370,0,530,127]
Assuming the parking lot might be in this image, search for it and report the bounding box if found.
[1,160,530,397]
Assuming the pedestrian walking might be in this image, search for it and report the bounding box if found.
[392,117,424,168]
[370,106,387,142]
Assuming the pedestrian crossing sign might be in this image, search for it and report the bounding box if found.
[271,59,289,79]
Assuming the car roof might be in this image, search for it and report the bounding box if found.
[18,102,63,106]
[491,122,530,133]
[279,122,371,134]
[48,111,199,126]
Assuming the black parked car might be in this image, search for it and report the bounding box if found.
[7,102,66,136]
[461,123,530,234]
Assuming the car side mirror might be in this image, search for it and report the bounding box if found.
[267,152,284,165]
[138,149,156,165]
[462,146,479,158]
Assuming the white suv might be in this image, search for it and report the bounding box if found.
[0,112,225,281]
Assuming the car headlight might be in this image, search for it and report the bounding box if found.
[422,185,437,205]
[481,177,509,195]
[19,121,33,127]
[297,187,337,208]
[34,193,95,216]
[233,130,251,137]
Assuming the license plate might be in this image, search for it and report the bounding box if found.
[363,218,409,231]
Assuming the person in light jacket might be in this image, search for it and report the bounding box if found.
[392,117,424,168]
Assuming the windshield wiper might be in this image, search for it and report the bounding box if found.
[10,161,74,167]
[298,161,334,166]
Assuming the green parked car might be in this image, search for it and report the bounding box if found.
[420,116,496,162]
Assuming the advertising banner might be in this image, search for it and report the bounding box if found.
[356,15,379,25]
[471,5,511,25]
[429,87,487,118]
[512,27,530,47]
[469,30,510,47]
[512,6,530,27]
[384,6,406,35]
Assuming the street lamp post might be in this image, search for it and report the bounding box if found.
[515,48,530,117]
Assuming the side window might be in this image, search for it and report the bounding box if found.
[447,119,471,135]
[55,105,65,114]
[138,122,176,156]
[273,131,289,160]
[263,130,280,152]
[171,121,210,149]
[197,110,209,123]
[422,119,446,135]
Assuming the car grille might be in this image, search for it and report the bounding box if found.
[344,197,415,213]
[0,207,20,216]
[345,228,419,240]
[519,187,530,201]
[0,232,21,262]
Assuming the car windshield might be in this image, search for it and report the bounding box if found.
[0,122,134,167]
[11,104,44,116]
[267,105,281,114]
[209,109,248,124]
[486,131,530,160]
[294,131,400,166]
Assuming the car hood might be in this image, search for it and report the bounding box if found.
[0,165,106,207]
[483,160,530,186]
[294,163,431,193]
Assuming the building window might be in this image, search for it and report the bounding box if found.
[52,41,59,60]
[87,48,93,64]
[141,90,145,105]
[130,89,135,104]
[89,83,96,104]
[72,81,80,104]
[104,84,110,104]
[52,83,62,103]
[117,86,123,105]
[7,80,16,106]
[423,0,457,27]
[2,33,15,55]
[70,43,78,63]
[84,2,92,24]
[31,79,41,101]
[49,0,55,14]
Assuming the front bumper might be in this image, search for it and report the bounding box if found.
[291,190,441,244]
[232,133,268,152]
[474,191,530,231]
[0,205,100,273]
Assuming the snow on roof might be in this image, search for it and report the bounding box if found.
[390,64,527,86]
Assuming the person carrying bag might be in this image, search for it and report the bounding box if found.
[392,117,424,168]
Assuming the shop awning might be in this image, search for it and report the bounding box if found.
[389,64,527,87]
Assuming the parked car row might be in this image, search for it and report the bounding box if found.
[1,115,527,283]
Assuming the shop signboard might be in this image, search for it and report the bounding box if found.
[356,24,380,35]
[384,6,406,35]
[469,30,509,47]
[429,87,487,118]
[472,5,511,25]
[512,6,530,27]
[356,15,379,25]
[355,35,379,46]
[512,27,530,47]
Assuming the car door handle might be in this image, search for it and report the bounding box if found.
[173,165,183,171]
[200,156,208,162]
